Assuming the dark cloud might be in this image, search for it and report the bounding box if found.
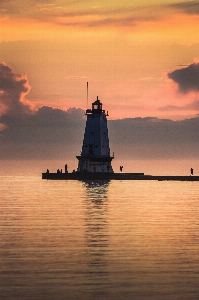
[168,1,199,15]
[0,106,85,160]
[168,63,199,93]
[1,108,199,160]
[108,117,199,160]
[0,62,32,116]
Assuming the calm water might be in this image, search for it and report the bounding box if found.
[1,174,199,299]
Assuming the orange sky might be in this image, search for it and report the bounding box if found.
[1,0,199,120]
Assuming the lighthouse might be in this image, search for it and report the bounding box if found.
[76,97,114,173]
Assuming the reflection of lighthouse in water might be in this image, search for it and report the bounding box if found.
[83,181,110,298]
[76,97,114,173]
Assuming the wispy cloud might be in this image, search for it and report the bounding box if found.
[0,0,171,28]
[159,99,199,111]
[64,75,91,80]
[168,1,199,15]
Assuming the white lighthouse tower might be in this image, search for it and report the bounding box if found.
[76,97,114,173]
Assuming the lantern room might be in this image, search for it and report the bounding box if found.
[86,96,106,115]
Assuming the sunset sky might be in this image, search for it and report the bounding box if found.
[1,0,199,165]
[1,0,199,119]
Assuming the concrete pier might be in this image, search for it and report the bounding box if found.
[42,172,199,181]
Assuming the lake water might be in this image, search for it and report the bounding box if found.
[1,162,199,299]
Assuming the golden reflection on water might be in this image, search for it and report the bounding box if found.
[82,181,110,299]
[1,176,199,299]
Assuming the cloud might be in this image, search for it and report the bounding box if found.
[1,106,199,160]
[0,62,32,116]
[0,1,165,28]
[168,63,199,93]
[168,1,199,15]
[2,0,198,32]
[0,106,85,159]
[108,116,199,160]
[159,99,199,111]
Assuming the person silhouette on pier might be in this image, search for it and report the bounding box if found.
[120,166,123,172]
[191,168,193,176]
[65,164,68,173]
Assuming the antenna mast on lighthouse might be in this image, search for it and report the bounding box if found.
[86,82,88,109]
